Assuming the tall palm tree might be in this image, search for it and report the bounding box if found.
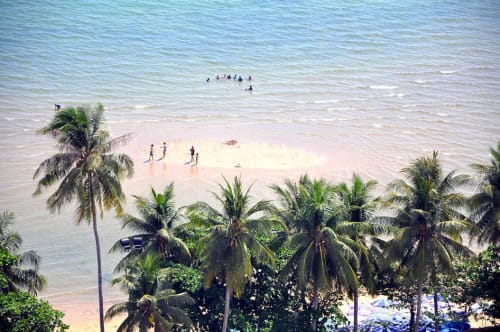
[110,183,191,272]
[33,104,134,332]
[106,253,194,332]
[0,211,47,295]
[272,175,358,331]
[469,142,500,245]
[381,152,473,332]
[335,174,380,332]
[190,176,276,332]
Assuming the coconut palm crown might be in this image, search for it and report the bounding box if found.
[272,175,358,331]
[0,210,47,295]
[106,253,194,332]
[469,142,500,245]
[335,174,380,332]
[380,151,473,331]
[110,183,191,272]
[189,176,276,332]
[33,104,134,332]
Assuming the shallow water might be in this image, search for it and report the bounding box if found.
[0,0,499,310]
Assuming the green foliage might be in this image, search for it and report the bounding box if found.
[106,253,194,331]
[0,291,68,332]
[110,183,191,274]
[0,211,46,295]
[469,142,500,245]
[0,249,17,291]
[166,264,204,294]
[439,245,500,319]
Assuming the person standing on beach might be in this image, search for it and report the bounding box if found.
[149,144,154,161]
[195,152,199,165]
[162,142,167,159]
[190,146,195,162]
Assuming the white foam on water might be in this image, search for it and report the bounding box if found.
[369,85,398,90]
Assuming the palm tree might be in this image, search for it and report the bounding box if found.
[106,253,194,332]
[381,152,473,332]
[110,183,191,272]
[33,104,134,332]
[469,142,500,245]
[0,211,47,295]
[335,174,380,332]
[190,176,276,332]
[272,175,358,331]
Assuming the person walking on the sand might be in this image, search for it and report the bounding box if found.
[195,152,199,165]
[162,142,167,159]
[149,144,154,161]
[190,146,195,162]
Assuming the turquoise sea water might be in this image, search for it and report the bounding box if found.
[1,0,499,312]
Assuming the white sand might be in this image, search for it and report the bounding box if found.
[130,138,326,170]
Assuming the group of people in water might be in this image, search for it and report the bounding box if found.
[148,143,199,165]
[206,74,253,91]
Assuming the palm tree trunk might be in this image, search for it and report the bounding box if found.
[93,212,105,332]
[353,286,359,332]
[90,173,105,332]
[312,282,318,331]
[433,290,439,332]
[409,297,415,331]
[413,273,424,332]
[222,286,231,332]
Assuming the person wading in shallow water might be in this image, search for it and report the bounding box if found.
[149,144,154,161]
[190,146,195,162]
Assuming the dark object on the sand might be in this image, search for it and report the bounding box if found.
[133,236,143,250]
[224,139,238,145]
[120,238,131,250]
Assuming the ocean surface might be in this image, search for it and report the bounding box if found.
[1,0,499,312]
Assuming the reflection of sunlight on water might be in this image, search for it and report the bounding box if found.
[189,164,198,177]
[149,161,154,176]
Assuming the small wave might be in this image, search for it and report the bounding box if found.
[415,79,428,84]
[29,152,47,158]
[295,101,308,104]
[383,93,405,98]
[313,99,338,104]
[5,117,16,121]
[437,113,448,117]
[373,124,382,128]
[133,105,156,109]
[369,85,398,90]
[440,70,455,74]
[327,107,354,111]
